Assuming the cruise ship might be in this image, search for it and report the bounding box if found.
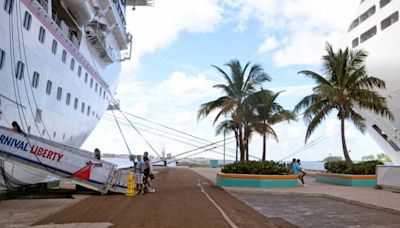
[340,0,400,165]
[0,0,152,189]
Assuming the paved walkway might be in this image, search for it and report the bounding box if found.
[192,168,400,212]
[34,168,293,228]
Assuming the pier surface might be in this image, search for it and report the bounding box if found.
[33,168,294,227]
[193,168,400,227]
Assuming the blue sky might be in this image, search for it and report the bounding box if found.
[83,0,385,162]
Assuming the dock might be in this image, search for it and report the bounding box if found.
[1,167,400,227]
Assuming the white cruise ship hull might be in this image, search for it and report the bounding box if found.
[341,0,400,164]
[0,0,138,190]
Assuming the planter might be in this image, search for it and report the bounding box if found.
[217,173,299,188]
[315,173,376,187]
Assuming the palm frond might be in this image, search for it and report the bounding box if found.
[305,105,333,142]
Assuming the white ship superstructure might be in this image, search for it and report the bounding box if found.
[0,0,152,189]
[341,0,400,164]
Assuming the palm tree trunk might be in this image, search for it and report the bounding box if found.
[246,139,249,161]
[262,132,266,161]
[341,117,353,164]
[234,130,239,162]
[238,127,245,162]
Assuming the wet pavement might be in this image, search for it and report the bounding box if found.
[230,192,400,228]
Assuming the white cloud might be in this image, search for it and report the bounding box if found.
[257,37,278,53]
[225,0,359,66]
[124,0,223,70]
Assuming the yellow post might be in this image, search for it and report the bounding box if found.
[126,172,135,196]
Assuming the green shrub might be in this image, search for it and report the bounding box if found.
[324,160,383,175]
[221,160,288,175]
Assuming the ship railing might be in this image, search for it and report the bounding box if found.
[86,22,114,63]
[28,0,110,93]
[109,0,129,44]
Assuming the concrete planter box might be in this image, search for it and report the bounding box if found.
[217,173,299,188]
[315,173,376,187]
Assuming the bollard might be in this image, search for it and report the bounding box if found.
[126,172,135,196]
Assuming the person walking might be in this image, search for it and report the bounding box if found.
[142,151,154,194]
[135,155,145,194]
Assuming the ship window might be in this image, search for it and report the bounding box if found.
[348,18,360,32]
[95,83,98,92]
[51,39,57,55]
[63,134,65,140]
[66,92,71,105]
[90,78,93,88]
[23,11,32,30]
[42,129,45,135]
[99,87,102,96]
[0,49,5,70]
[103,91,106,99]
[381,11,399,30]
[62,50,67,63]
[360,6,376,23]
[380,0,393,8]
[32,71,39,88]
[38,27,46,43]
[81,102,85,113]
[46,80,52,95]
[360,26,377,43]
[15,61,24,80]
[27,126,31,133]
[352,38,359,48]
[35,109,42,123]
[70,58,75,71]
[87,106,91,116]
[77,66,82,77]
[57,87,62,100]
[4,0,14,14]
[85,73,88,83]
[53,132,56,138]
[74,98,78,109]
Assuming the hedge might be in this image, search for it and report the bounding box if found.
[324,160,383,175]
[221,161,288,175]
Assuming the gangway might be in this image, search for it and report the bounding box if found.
[0,126,129,194]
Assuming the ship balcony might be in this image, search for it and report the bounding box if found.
[61,0,96,27]
[85,22,115,63]
[97,0,130,50]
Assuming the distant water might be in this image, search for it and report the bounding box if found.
[104,158,393,171]
[103,157,177,168]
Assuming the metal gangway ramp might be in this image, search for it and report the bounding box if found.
[0,126,129,194]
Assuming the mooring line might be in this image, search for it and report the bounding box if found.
[197,178,238,228]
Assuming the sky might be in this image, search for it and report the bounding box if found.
[82,0,385,162]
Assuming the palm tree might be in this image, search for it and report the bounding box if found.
[247,90,296,161]
[198,59,271,161]
[294,43,394,164]
[215,118,239,162]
